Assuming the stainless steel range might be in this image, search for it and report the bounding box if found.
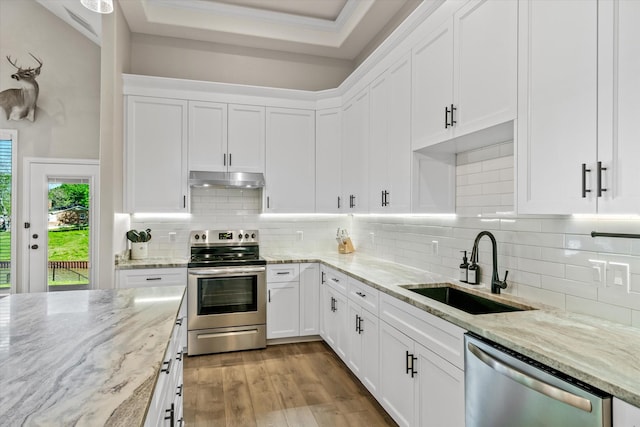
[187,229,266,356]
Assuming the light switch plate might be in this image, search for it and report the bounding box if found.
[431,240,439,256]
[589,259,607,286]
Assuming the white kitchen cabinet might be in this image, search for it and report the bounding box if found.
[346,277,380,398]
[145,296,186,427]
[316,108,343,213]
[267,280,300,339]
[379,293,466,427]
[299,263,320,336]
[379,320,416,427]
[342,88,369,213]
[517,0,598,214]
[412,0,517,151]
[320,266,349,361]
[188,101,227,172]
[369,54,412,213]
[125,96,188,213]
[597,0,640,214]
[116,268,187,289]
[267,264,300,339]
[265,107,315,213]
[227,104,265,173]
[614,397,640,426]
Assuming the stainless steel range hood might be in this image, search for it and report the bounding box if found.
[189,171,265,189]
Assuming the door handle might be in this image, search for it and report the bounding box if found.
[31,244,39,250]
[467,342,592,413]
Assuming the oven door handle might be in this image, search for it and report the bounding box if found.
[188,266,266,276]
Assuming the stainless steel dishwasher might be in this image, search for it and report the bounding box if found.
[465,333,612,427]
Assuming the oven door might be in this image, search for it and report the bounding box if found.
[187,266,266,331]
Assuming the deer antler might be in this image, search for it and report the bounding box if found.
[29,53,42,68]
[6,56,19,69]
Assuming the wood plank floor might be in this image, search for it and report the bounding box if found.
[183,341,398,427]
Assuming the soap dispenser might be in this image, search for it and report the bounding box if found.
[459,251,469,283]
[468,258,480,285]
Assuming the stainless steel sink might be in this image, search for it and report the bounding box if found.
[403,285,535,315]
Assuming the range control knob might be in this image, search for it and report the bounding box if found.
[201,234,206,240]
[194,234,200,240]
[238,233,243,239]
[251,233,256,239]
[245,233,249,239]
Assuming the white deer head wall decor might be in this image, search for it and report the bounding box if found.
[0,53,43,122]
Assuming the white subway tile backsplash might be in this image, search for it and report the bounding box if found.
[566,296,632,326]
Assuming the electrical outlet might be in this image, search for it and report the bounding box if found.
[168,232,176,243]
[369,232,375,244]
[607,262,629,291]
[296,231,303,241]
[431,240,439,256]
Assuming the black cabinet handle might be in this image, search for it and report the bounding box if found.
[146,277,162,281]
[381,190,385,207]
[597,161,607,197]
[175,317,183,326]
[337,196,341,209]
[444,105,449,128]
[450,104,457,126]
[406,350,412,375]
[161,358,172,374]
[358,316,364,334]
[268,289,271,303]
[355,314,359,332]
[164,403,175,426]
[267,196,270,209]
[176,384,183,397]
[223,153,226,166]
[405,351,417,377]
[229,153,232,166]
[276,271,290,275]
[321,271,326,284]
[356,291,366,298]
[176,350,183,362]
[183,195,186,208]
[582,163,592,198]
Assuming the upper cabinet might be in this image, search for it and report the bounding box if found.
[369,54,412,213]
[412,0,517,150]
[342,88,370,213]
[188,101,265,173]
[265,107,316,213]
[597,0,640,214]
[316,108,343,213]
[125,96,188,213]
[516,0,598,214]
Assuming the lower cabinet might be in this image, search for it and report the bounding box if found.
[320,276,348,361]
[347,300,379,397]
[614,397,640,426]
[116,267,187,289]
[145,295,187,427]
[266,263,320,339]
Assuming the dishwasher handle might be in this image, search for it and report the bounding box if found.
[467,342,593,413]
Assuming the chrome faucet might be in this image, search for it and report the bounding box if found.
[470,231,508,294]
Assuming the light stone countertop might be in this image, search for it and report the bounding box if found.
[115,257,188,270]
[0,286,185,426]
[262,250,640,408]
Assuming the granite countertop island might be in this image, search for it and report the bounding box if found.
[0,286,185,426]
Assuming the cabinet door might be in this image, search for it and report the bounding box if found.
[414,342,465,427]
[227,104,265,173]
[369,71,390,213]
[598,0,640,214]
[125,96,188,213]
[453,0,517,135]
[299,263,320,336]
[360,307,380,398]
[387,55,412,213]
[188,101,227,172]
[316,108,343,213]
[342,88,369,213]
[346,301,363,377]
[265,107,315,212]
[266,280,300,339]
[517,0,598,214]
[411,19,454,150]
[379,321,415,427]
[332,290,349,361]
[613,397,640,426]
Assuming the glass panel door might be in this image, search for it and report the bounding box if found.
[47,179,90,291]
[0,132,15,296]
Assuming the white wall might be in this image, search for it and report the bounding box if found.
[130,33,354,91]
[0,0,100,287]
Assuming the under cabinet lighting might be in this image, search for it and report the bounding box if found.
[572,214,640,220]
[132,213,192,219]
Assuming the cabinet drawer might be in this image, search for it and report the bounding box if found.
[267,264,300,282]
[380,293,466,369]
[118,268,186,289]
[321,266,348,294]
[348,278,379,314]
